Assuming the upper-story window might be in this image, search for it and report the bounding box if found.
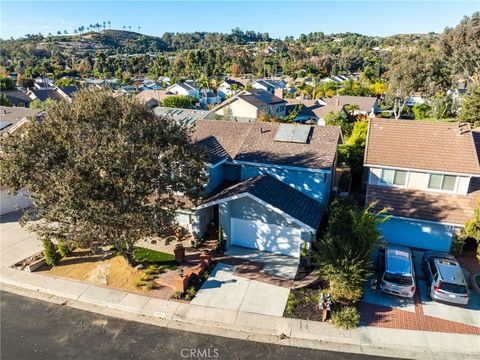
[428,174,457,191]
[378,169,407,186]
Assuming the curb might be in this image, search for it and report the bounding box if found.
[1,271,479,360]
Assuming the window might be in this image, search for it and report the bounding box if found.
[378,169,407,186]
[428,174,457,191]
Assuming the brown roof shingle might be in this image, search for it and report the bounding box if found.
[192,120,341,169]
[366,184,479,225]
[365,119,480,175]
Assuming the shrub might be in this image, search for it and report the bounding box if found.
[285,292,300,315]
[42,238,58,266]
[331,306,360,330]
[172,290,183,299]
[57,240,73,258]
[184,286,197,301]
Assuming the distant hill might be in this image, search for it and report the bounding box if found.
[1,30,170,57]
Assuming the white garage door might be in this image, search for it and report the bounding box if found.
[230,218,303,257]
[378,217,454,252]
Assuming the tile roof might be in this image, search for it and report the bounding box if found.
[366,184,479,225]
[365,119,480,175]
[321,95,377,112]
[28,88,65,102]
[0,106,41,135]
[1,90,31,104]
[203,174,325,229]
[192,120,341,169]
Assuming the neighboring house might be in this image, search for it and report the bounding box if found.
[318,95,379,115]
[0,106,42,215]
[27,86,77,103]
[176,120,341,257]
[217,79,244,99]
[166,81,200,98]
[252,79,287,94]
[211,89,287,122]
[153,107,210,125]
[406,93,426,106]
[136,89,170,108]
[364,119,480,252]
[1,90,31,107]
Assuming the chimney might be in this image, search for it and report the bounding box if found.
[274,88,284,99]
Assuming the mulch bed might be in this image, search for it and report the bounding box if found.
[283,280,330,321]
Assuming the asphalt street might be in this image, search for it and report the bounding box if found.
[0,290,392,360]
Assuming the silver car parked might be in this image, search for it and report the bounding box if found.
[379,245,416,298]
[422,251,470,306]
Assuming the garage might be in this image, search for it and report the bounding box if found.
[378,217,456,252]
[230,217,303,257]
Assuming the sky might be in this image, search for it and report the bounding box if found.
[1,1,479,39]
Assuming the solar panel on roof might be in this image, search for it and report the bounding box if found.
[274,124,311,144]
[291,125,311,143]
[0,121,13,131]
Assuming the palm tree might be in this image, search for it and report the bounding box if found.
[128,26,132,31]
[137,26,141,33]
[123,25,126,30]
[48,32,52,37]
[107,21,111,29]
[64,30,68,35]
[102,21,106,30]
[198,74,210,108]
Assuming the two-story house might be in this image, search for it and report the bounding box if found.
[166,81,201,98]
[211,89,287,122]
[176,120,341,257]
[217,79,245,99]
[364,119,480,252]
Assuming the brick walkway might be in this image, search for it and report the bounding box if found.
[213,253,294,288]
[360,290,480,335]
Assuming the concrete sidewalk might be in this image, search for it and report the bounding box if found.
[1,266,479,360]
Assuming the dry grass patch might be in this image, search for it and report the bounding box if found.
[41,249,148,293]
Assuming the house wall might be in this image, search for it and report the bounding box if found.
[218,196,314,250]
[175,211,192,231]
[239,164,331,204]
[378,216,456,252]
[0,188,32,215]
[204,164,225,194]
[215,99,258,120]
[368,167,470,195]
[223,164,241,181]
[191,206,214,238]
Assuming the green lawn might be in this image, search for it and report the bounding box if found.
[133,247,178,269]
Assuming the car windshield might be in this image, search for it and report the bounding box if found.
[383,272,413,286]
[439,281,468,294]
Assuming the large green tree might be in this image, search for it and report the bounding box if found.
[441,12,480,84]
[459,85,480,128]
[0,89,207,266]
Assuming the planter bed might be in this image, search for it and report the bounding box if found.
[12,252,45,272]
[283,281,330,321]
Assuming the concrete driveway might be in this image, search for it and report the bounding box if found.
[0,211,41,267]
[225,246,299,280]
[191,263,290,317]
